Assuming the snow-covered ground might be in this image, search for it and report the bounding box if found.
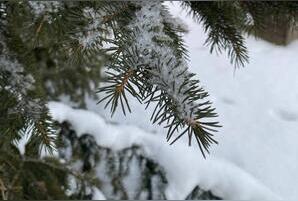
[47,2,298,200]
[49,101,279,200]
[167,3,298,200]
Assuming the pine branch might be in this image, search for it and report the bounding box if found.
[0,52,55,155]
[25,108,56,156]
[182,1,249,67]
[98,2,220,157]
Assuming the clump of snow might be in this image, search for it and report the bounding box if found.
[76,7,105,50]
[0,55,43,119]
[93,187,106,200]
[29,1,61,17]
[122,155,142,198]
[14,124,33,155]
[48,101,279,200]
[0,55,35,95]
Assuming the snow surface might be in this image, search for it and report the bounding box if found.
[167,3,298,200]
[93,187,106,200]
[49,101,278,200]
[46,2,298,200]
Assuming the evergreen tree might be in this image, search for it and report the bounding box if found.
[0,1,297,199]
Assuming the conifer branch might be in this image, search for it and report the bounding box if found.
[98,2,220,157]
[2,0,297,161]
[182,1,249,67]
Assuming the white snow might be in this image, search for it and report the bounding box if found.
[29,1,61,17]
[93,187,106,200]
[168,3,298,200]
[48,101,279,200]
[76,7,103,49]
[112,1,216,132]
[15,128,32,155]
[47,2,298,200]
[0,55,35,95]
